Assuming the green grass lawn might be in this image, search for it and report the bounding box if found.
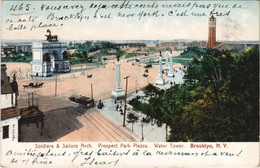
[71,62,105,67]
[144,58,193,65]
[125,53,144,58]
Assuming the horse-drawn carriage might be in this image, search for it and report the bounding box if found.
[144,64,152,68]
[23,83,44,89]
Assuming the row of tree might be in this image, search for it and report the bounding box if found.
[68,41,117,51]
[1,51,32,63]
[69,50,93,65]
[68,41,120,65]
[129,47,259,142]
[68,41,92,50]
[1,41,120,66]
[179,46,209,58]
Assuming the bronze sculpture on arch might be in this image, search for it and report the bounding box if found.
[45,29,58,42]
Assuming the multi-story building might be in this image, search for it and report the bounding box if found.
[186,41,208,48]
[15,45,32,53]
[146,43,157,48]
[116,43,146,48]
[0,64,20,143]
[1,45,32,54]
[1,46,16,55]
[161,42,187,49]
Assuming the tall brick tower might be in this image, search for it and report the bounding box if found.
[208,15,216,48]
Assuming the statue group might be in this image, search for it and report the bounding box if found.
[45,29,58,42]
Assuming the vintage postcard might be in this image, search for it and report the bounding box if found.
[0,0,259,167]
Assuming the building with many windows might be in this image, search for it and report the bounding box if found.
[0,64,20,143]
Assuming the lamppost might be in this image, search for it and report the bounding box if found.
[141,123,144,141]
[55,75,58,97]
[135,79,138,93]
[147,76,150,85]
[123,76,130,127]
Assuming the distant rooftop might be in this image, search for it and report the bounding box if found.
[1,107,20,120]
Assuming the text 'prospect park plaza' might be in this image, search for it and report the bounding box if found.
[1,14,259,143]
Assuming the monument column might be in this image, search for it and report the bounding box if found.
[116,60,122,90]
[164,51,169,70]
[167,49,174,77]
[156,51,165,85]
[111,53,125,99]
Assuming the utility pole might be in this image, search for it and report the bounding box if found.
[141,123,144,141]
[55,75,58,96]
[135,79,137,93]
[166,124,168,142]
[91,83,93,100]
[33,91,38,107]
[28,93,30,107]
[91,83,94,106]
[123,76,130,127]
[32,92,34,106]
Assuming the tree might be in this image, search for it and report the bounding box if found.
[82,51,93,63]
[83,41,92,49]
[171,48,259,142]
[68,42,73,49]
[144,83,160,97]
[130,47,259,142]
[128,96,142,111]
[74,51,83,69]
[101,41,116,49]
[127,112,139,132]
[89,47,99,52]
[180,47,209,58]
[82,51,88,63]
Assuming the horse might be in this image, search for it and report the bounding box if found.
[38,83,44,87]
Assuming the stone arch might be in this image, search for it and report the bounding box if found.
[50,50,59,72]
[62,51,69,60]
[50,50,59,60]
[43,52,50,62]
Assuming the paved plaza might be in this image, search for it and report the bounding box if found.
[156,64,185,90]
[20,103,138,142]
[96,65,185,142]
[15,54,186,142]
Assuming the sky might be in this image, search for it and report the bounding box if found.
[1,0,259,41]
